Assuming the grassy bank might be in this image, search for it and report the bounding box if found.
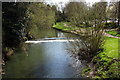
[53,22,79,31]
[53,22,120,78]
[102,37,119,58]
[53,22,119,58]
[106,30,120,37]
[89,37,119,78]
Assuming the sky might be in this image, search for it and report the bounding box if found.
[45,0,115,5]
[46,0,103,4]
[45,0,117,11]
[45,0,102,10]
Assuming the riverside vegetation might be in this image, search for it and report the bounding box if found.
[2,1,120,79]
[53,22,120,78]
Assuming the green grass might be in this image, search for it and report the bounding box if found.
[53,22,79,31]
[106,30,120,37]
[102,37,119,59]
[92,37,120,78]
[83,37,119,78]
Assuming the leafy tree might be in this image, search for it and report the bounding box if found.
[107,2,118,21]
[2,2,57,61]
[89,2,107,25]
[26,3,56,37]
[63,2,89,27]
[66,2,106,64]
[2,2,28,48]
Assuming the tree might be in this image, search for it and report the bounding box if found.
[63,2,89,27]
[66,2,106,64]
[2,2,29,48]
[107,2,118,21]
[27,3,55,28]
[2,2,57,61]
[89,2,107,25]
[26,3,56,37]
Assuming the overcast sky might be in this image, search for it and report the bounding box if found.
[45,0,112,7]
[46,0,116,3]
[45,0,103,10]
[46,0,101,3]
[45,0,117,11]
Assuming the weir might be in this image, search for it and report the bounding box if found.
[25,38,79,43]
[3,29,84,78]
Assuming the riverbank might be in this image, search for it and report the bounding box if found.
[105,30,120,38]
[53,22,81,34]
[82,37,119,78]
[52,22,120,78]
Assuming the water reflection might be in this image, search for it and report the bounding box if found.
[57,31,64,37]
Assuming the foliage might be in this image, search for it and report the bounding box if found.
[2,2,29,48]
[63,2,89,26]
[93,53,120,78]
[106,2,120,27]
[26,3,56,37]
[2,2,57,46]
[69,25,105,63]
[55,10,66,22]
[28,3,55,29]
[82,68,91,75]
[63,2,107,28]
[82,37,120,78]
[2,2,57,61]
[106,2,119,21]
[90,2,107,21]
[104,22,118,29]
[106,61,120,78]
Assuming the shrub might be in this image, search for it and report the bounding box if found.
[91,53,120,78]
[69,24,105,63]
[104,22,118,29]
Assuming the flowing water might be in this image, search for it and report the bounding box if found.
[3,28,86,78]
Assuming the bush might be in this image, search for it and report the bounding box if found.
[69,24,105,63]
[104,22,118,29]
[92,53,120,78]
[106,61,120,78]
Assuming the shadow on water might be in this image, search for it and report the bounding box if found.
[3,28,86,78]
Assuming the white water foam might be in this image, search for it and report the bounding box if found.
[25,39,75,44]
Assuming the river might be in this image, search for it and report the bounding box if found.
[3,28,86,78]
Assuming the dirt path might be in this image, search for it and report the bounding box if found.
[63,23,120,39]
[104,32,120,39]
